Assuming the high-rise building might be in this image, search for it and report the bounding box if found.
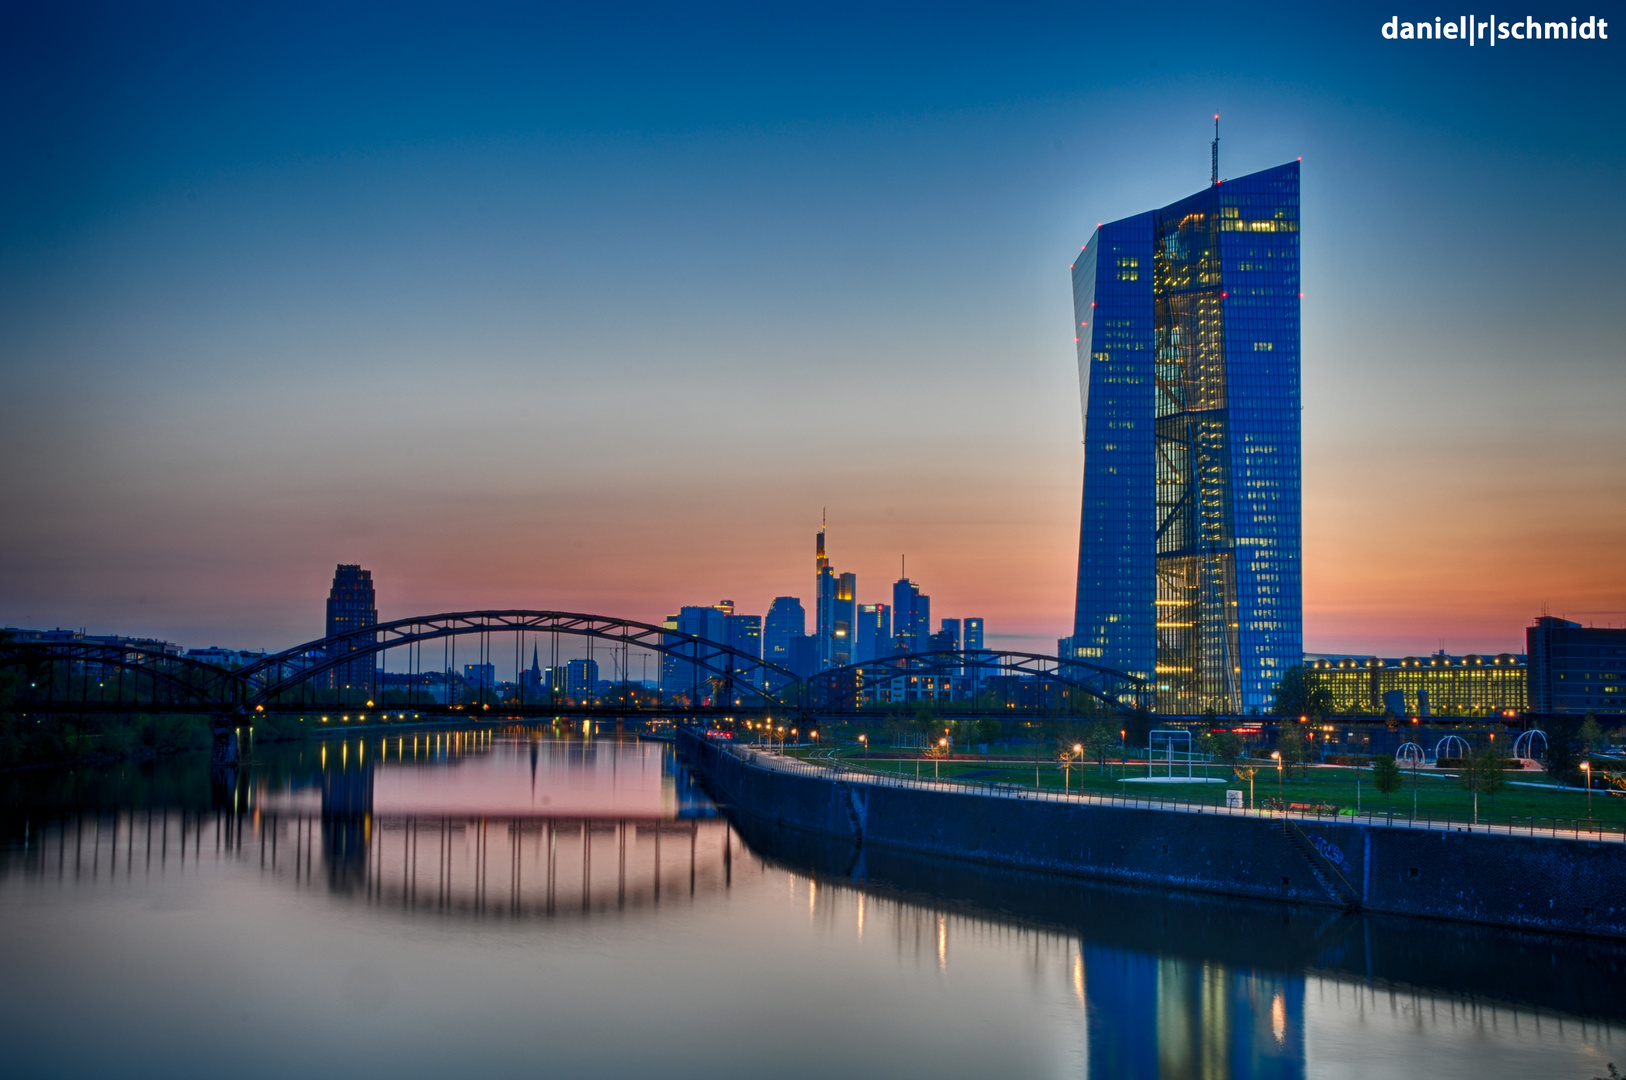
[662,604,730,703]
[1528,617,1626,716]
[813,519,855,669]
[832,572,856,666]
[855,603,891,663]
[1069,154,1302,714]
[324,564,378,695]
[963,618,985,651]
[724,611,763,689]
[764,597,806,673]
[787,635,821,680]
[892,576,930,654]
[939,619,962,651]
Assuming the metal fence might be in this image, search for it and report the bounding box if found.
[718,741,1625,845]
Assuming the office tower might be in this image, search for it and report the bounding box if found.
[832,572,856,666]
[963,618,985,651]
[764,597,806,670]
[939,619,962,650]
[566,658,599,701]
[855,603,891,663]
[893,576,930,654]
[1070,155,1302,714]
[813,518,854,669]
[787,634,821,680]
[662,604,729,703]
[724,612,763,689]
[324,564,378,695]
[1528,617,1626,716]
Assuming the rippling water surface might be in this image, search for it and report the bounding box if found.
[2,729,1622,1079]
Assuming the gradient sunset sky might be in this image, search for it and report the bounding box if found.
[1,2,1621,659]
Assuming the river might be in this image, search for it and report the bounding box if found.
[1,728,1621,1079]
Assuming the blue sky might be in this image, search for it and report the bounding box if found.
[1,1,1621,655]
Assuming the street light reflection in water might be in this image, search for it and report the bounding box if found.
[0,729,1621,1080]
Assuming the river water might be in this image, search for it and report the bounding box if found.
[2,728,1623,1080]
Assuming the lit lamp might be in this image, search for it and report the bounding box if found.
[1583,760,1593,825]
[1272,749,1283,804]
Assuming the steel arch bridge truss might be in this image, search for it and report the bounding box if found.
[236,610,802,714]
[0,641,240,714]
[2,616,1151,723]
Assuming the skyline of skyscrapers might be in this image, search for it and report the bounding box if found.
[1067,157,1303,715]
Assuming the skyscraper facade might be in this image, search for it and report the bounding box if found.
[855,603,891,662]
[324,564,378,695]
[813,522,855,669]
[963,618,985,652]
[764,597,806,670]
[892,577,930,654]
[1069,159,1302,714]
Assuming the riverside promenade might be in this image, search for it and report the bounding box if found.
[680,728,1626,940]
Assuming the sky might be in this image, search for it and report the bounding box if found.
[1,1,1622,659]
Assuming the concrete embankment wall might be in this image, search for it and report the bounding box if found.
[680,729,1626,940]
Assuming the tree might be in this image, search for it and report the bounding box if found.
[1082,721,1118,773]
[1271,665,1334,718]
[1460,746,1508,823]
[1233,762,1260,809]
[1580,712,1604,755]
[1199,730,1243,767]
[1542,716,1582,788]
[1371,754,1403,797]
[1276,725,1310,780]
[1122,705,1153,753]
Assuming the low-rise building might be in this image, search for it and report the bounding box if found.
[1305,652,1526,717]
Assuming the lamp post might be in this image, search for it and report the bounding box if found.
[859,733,868,758]
[1272,750,1282,808]
[1072,743,1083,795]
[1584,760,1593,828]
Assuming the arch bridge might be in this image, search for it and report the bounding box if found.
[1,610,1149,750]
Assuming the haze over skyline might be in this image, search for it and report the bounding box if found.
[2,3,1621,659]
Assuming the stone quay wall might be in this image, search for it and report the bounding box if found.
[680,729,1626,940]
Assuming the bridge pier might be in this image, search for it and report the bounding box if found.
[210,722,247,767]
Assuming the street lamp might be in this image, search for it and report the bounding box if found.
[1272,750,1282,807]
[858,733,868,758]
[1584,760,1594,827]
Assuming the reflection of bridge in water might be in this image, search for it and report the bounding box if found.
[4,806,739,919]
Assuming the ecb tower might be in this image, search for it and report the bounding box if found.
[1068,152,1302,715]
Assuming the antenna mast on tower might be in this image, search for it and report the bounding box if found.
[1211,114,1220,186]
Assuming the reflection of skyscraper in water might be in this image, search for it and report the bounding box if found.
[1085,945,1304,1080]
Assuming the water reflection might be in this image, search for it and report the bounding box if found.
[0,729,1622,1080]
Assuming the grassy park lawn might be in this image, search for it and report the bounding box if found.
[788,745,1623,831]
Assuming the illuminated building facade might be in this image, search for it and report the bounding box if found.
[1069,159,1302,714]
[1305,653,1527,716]
[813,523,856,668]
[324,563,378,695]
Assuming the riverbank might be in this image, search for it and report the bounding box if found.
[681,728,1626,940]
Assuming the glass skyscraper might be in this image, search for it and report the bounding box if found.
[1069,161,1302,714]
